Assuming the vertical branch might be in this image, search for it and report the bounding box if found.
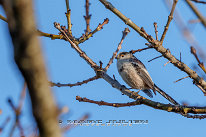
[153,22,158,40]
[2,0,62,137]
[84,0,92,35]
[65,0,72,34]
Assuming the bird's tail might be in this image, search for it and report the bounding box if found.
[154,84,179,105]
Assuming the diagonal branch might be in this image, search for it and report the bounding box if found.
[186,0,206,28]
[54,22,98,69]
[77,18,109,44]
[0,14,7,22]
[104,28,130,71]
[160,0,178,43]
[191,46,206,73]
[190,0,206,4]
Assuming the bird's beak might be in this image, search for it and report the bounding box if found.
[115,54,119,59]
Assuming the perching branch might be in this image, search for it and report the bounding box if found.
[76,95,206,115]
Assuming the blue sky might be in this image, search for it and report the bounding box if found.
[0,0,206,136]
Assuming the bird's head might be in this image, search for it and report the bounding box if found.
[115,52,133,60]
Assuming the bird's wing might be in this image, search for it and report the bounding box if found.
[130,58,156,94]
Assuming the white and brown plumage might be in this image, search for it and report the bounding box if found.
[116,52,178,105]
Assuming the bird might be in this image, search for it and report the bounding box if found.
[116,51,179,105]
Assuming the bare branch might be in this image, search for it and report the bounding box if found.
[37,29,64,40]
[186,0,206,28]
[130,47,153,54]
[0,117,10,134]
[104,28,130,71]
[148,55,163,62]
[191,46,206,73]
[65,0,72,34]
[174,76,190,83]
[77,18,109,44]
[84,0,92,35]
[153,22,158,40]
[76,96,141,107]
[50,76,99,87]
[76,96,206,118]
[160,0,178,43]
[191,0,206,4]
[54,22,98,69]
[62,114,89,132]
[0,14,7,22]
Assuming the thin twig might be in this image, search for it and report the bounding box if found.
[0,14,7,22]
[186,0,206,28]
[8,83,26,137]
[50,76,99,87]
[37,30,64,40]
[180,52,182,62]
[130,47,153,54]
[164,61,171,66]
[104,28,130,71]
[148,55,163,62]
[0,15,64,40]
[174,76,190,83]
[160,0,178,43]
[153,22,158,40]
[0,117,10,133]
[191,46,206,73]
[17,82,26,112]
[65,0,72,34]
[84,0,92,35]
[62,114,89,132]
[77,18,109,44]
[189,19,201,24]
[191,0,206,4]
[76,96,140,107]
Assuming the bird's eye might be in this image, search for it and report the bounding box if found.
[121,55,124,57]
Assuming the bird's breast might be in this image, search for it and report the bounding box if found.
[117,61,145,89]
